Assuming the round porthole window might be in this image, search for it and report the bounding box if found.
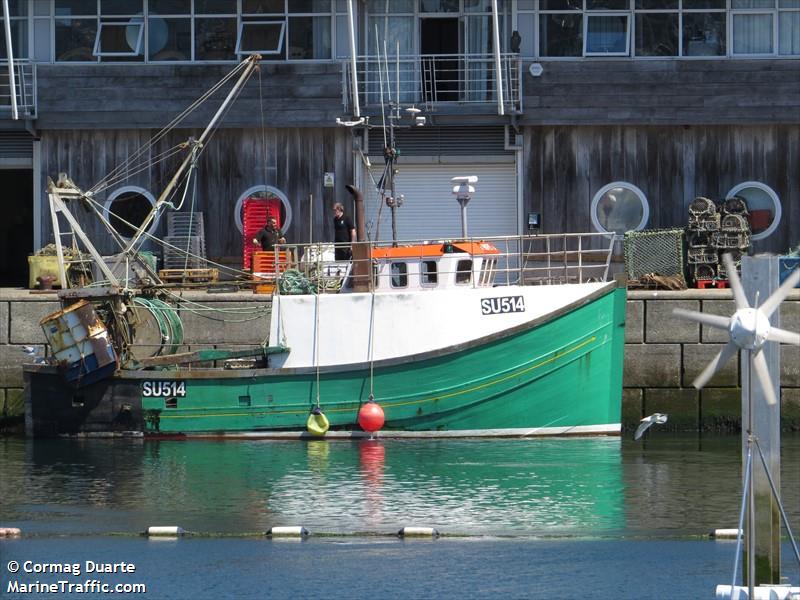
[726,182,781,241]
[103,186,157,239]
[234,185,292,234]
[590,182,649,237]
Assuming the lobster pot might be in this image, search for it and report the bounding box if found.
[39,300,117,386]
[624,229,686,285]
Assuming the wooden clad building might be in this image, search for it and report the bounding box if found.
[0,0,798,285]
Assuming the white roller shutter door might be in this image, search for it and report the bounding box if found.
[363,162,518,242]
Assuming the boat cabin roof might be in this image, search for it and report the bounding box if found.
[370,241,500,260]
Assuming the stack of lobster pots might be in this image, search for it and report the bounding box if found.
[686,196,751,287]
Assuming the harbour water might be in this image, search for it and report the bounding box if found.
[1,435,799,599]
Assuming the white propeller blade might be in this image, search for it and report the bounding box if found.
[723,253,749,311]
[693,341,738,390]
[759,267,800,318]
[752,349,778,406]
[672,308,731,331]
[766,327,800,346]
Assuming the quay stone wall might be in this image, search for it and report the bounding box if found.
[2,289,799,432]
[624,289,800,433]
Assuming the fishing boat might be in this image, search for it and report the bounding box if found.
[23,56,626,439]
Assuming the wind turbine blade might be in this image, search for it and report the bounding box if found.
[673,308,731,331]
[759,267,800,318]
[766,327,800,346]
[752,350,778,406]
[723,253,749,311]
[693,341,738,390]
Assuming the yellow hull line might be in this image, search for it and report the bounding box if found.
[158,335,598,421]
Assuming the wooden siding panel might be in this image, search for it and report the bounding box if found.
[36,63,345,129]
[522,125,798,254]
[521,59,800,125]
[39,128,353,264]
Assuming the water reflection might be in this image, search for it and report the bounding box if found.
[2,435,798,539]
[1,438,625,536]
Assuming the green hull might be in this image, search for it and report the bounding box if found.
[139,287,625,436]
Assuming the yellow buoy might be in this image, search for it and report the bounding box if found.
[306,408,329,436]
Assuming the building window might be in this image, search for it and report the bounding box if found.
[0,0,29,60]
[584,14,630,55]
[421,260,438,285]
[590,182,649,236]
[236,21,286,55]
[94,20,144,57]
[390,262,408,288]
[529,0,800,58]
[726,181,782,240]
[48,0,336,62]
[234,185,292,234]
[634,0,679,56]
[103,186,158,239]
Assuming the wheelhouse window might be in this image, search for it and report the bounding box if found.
[421,260,438,286]
[591,182,649,236]
[479,258,497,286]
[455,259,473,284]
[391,262,408,288]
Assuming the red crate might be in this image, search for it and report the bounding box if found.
[747,209,772,233]
[243,197,282,269]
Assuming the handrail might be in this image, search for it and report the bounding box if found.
[342,52,521,113]
[0,60,37,119]
[268,232,616,295]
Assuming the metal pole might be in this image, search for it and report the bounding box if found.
[309,194,313,245]
[742,255,782,588]
[346,0,360,118]
[491,0,504,116]
[2,0,19,120]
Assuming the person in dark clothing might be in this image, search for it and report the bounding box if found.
[253,217,285,251]
[332,202,355,260]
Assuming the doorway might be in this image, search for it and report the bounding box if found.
[0,169,33,286]
[420,18,460,102]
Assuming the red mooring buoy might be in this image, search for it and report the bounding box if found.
[358,401,385,433]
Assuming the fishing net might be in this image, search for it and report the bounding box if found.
[624,228,686,286]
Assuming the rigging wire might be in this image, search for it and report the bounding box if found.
[88,61,249,196]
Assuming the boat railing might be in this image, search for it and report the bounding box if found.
[267,232,616,295]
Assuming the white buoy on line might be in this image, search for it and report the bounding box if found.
[0,527,22,537]
[266,526,309,538]
[712,529,743,540]
[146,526,185,537]
[398,527,439,538]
